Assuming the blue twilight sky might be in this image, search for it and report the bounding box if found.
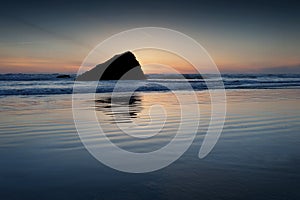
[0,0,299,73]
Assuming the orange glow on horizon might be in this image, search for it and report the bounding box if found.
[0,57,80,73]
[133,49,198,74]
[1,52,299,74]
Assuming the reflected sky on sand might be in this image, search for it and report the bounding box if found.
[0,90,299,199]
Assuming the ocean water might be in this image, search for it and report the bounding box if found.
[0,74,299,95]
[0,74,300,200]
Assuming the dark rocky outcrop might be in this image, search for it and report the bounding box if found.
[56,74,71,79]
[76,51,146,81]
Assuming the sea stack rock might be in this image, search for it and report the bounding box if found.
[76,51,146,81]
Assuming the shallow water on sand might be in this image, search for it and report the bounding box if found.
[0,89,299,200]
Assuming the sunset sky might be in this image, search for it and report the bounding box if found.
[0,0,299,74]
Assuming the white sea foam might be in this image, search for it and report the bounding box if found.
[0,74,299,95]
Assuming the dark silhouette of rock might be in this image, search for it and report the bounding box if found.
[76,51,146,81]
[95,94,142,118]
[56,74,71,78]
